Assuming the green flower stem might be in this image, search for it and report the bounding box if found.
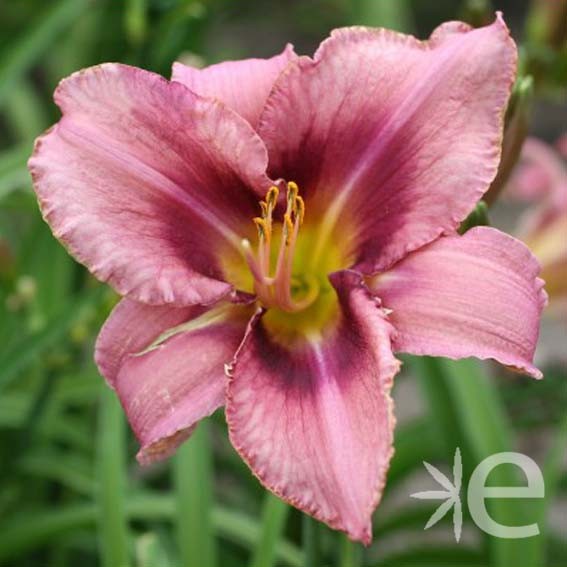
[410,356,463,457]
[302,514,321,567]
[173,421,216,567]
[339,534,362,567]
[125,0,148,47]
[250,493,290,567]
[96,386,130,567]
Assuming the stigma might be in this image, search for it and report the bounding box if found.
[241,182,319,312]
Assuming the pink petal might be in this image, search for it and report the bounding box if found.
[172,45,297,128]
[258,15,517,272]
[29,64,272,306]
[226,271,399,543]
[369,227,547,378]
[95,298,249,464]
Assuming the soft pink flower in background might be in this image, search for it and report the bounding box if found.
[507,137,567,203]
[557,134,567,158]
[29,15,546,543]
[508,135,567,315]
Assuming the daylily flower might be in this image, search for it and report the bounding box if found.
[508,137,567,203]
[508,136,567,313]
[29,15,546,543]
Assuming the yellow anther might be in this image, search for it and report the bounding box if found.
[259,201,268,217]
[266,186,279,208]
[253,217,269,239]
[295,196,305,225]
[283,214,294,245]
[286,181,298,208]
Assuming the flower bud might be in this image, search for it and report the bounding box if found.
[527,0,567,50]
[484,76,534,206]
[459,200,490,234]
[460,0,493,28]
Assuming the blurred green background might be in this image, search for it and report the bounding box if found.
[0,1,566,566]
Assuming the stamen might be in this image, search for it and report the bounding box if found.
[243,181,318,312]
[295,196,305,225]
[283,214,294,246]
[286,181,298,208]
[253,217,269,239]
[266,186,279,208]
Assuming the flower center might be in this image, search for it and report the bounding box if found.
[241,182,319,313]
[219,182,353,342]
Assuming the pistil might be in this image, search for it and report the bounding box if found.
[242,182,317,312]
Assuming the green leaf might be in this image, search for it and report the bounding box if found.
[135,532,175,567]
[406,356,465,459]
[0,285,105,393]
[351,0,413,31]
[4,80,49,144]
[173,421,217,567]
[0,0,90,106]
[531,416,567,565]
[19,218,76,325]
[129,493,303,566]
[385,416,443,491]
[409,357,546,565]
[0,145,30,201]
[375,504,455,536]
[16,451,95,496]
[441,359,541,567]
[0,497,303,567]
[0,504,97,565]
[371,545,486,566]
[250,493,290,567]
[96,386,130,567]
